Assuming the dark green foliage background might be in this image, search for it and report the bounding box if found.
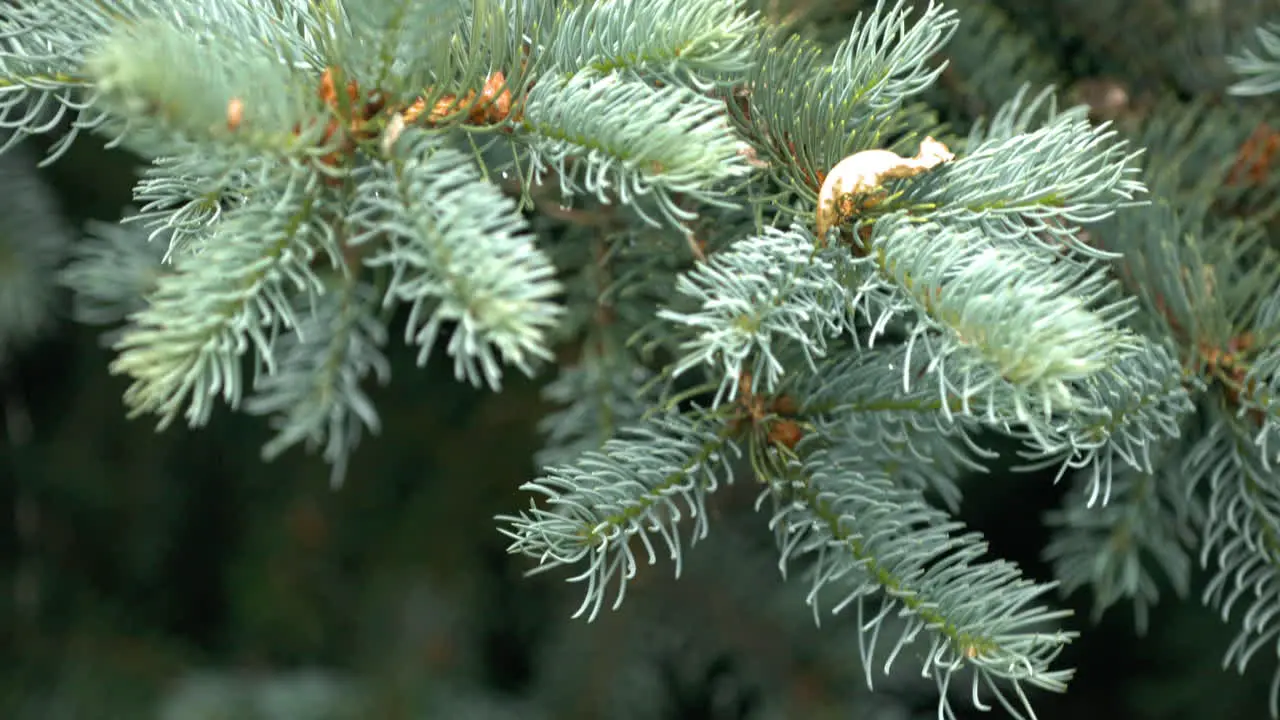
[2,0,1276,717]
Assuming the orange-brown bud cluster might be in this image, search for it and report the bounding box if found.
[308,68,387,174]
[224,67,521,181]
[729,372,804,450]
[1229,122,1280,187]
[401,71,518,126]
[1205,331,1265,426]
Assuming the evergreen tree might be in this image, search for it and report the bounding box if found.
[2,0,1280,717]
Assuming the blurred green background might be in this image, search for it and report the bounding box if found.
[3,0,1280,718]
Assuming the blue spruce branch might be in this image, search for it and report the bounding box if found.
[4,0,1280,715]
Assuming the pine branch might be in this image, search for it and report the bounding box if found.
[351,128,562,389]
[521,68,753,230]
[83,15,330,166]
[931,0,1062,122]
[731,0,957,198]
[0,0,120,161]
[536,351,661,469]
[1239,286,1280,469]
[898,85,1146,260]
[244,278,390,487]
[109,166,339,429]
[1229,22,1280,96]
[772,447,1075,720]
[1034,338,1197,504]
[797,350,991,510]
[1189,412,1280,718]
[0,133,73,360]
[329,0,463,95]
[544,0,760,90]
[854,214,1137,419]
[129,155,253,261]
[10,2,1280,715]
[1045,445,1204,635]
[497,411,737,621]
[658,225,852,402]
[58,211,169,329]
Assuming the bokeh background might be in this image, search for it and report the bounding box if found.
[3,0,1279,717]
